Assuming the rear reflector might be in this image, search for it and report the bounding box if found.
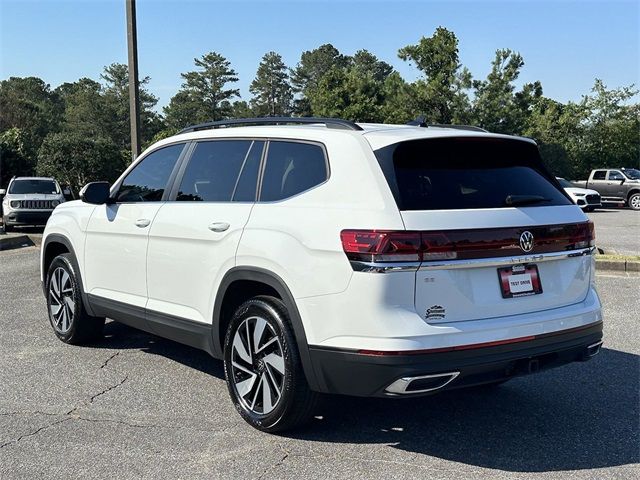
[341,221,595,263]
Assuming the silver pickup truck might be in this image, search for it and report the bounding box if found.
[575,168,640,211]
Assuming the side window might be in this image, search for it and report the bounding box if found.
[260,141,327,202]
[116,144,185,202]
[592,170,607,180]
[608,171,624,181]
[177,140,261,202]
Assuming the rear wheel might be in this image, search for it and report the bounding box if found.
[628,193,640,211]
[46,253,105,344]
[223,296,318,433]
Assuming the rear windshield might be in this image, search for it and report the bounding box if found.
[374,137,571,210]
[9,179,58,195]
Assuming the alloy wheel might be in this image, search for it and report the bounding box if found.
[49,267,74,334]
[230,316,285,415]
[630,195,640,210]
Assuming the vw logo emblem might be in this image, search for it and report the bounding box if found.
[519,231,534,252]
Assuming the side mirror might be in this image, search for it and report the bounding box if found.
[620,178,625,185]
[0,189,5,196]
[80,182,111,205]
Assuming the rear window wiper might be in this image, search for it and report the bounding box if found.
[504,194,552,206]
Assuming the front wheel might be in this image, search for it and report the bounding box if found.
[46,253,105,344]
[223,296,318,433]
[2,216,11,232]
[628,193,640,211]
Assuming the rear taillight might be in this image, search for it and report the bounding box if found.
[570,221,595,249]
[341,222,595,264]
[340,230,421,262]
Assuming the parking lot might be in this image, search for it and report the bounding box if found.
[0,246,638,479]
[586,208,640,256]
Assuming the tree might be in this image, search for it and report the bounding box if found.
[472,49,542,134]
[100,63,163,150]
[0,77,63,152]
[250,52,293,116]
[0,128,36,187]
[36,132,124,192]
[574,80,640,176]
[164,52,240,128]
[398,27,471,123]
[291,44,350,115]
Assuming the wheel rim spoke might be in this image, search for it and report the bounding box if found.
[231,315,285,415]
[263,352,285,375]
[49,267,73,334]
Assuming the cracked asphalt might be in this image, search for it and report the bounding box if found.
[1,247,638,479]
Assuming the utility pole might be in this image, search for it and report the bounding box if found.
[126,0,141,161]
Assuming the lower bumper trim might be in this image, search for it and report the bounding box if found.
[308,321,603,397]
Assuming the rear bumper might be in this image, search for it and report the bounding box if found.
[308,321,603,397]
[4,210,53,226]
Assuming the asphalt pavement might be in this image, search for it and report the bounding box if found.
[587,208,640,256]
[0,247,638,479]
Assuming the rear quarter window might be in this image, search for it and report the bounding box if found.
[374,137,572,211]
[259,141,327,202]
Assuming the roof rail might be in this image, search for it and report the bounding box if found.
[407,117,487,133]
[178,117,363,134]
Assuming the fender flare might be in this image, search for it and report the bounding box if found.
[211,266,320,391]
[41,233,97,317]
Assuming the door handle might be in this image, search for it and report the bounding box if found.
[135,218,151,228]
[208,222,230,232]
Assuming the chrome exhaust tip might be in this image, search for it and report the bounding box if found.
[584,340,603,359]
[385,371,460,395]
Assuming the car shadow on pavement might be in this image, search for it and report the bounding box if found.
[295,347,639,473]
[94,322,638,473]
[96,320,225,380]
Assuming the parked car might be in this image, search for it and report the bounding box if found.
[1,177,66,231]
[556,177,601,211]
[40,118,603,432]
[575,168,640,210]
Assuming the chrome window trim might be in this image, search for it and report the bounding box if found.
[349,247,595,273]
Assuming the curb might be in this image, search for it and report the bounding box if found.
[595,257,640,273]
[0,234,35,252]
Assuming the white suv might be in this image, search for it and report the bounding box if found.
[40,118,603,432]
[1,176,66,231]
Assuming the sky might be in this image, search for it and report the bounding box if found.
[1,0,638,111]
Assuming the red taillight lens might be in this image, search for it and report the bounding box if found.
[340,230,421,262]
[570,221,595,249]
[341,222,594,264]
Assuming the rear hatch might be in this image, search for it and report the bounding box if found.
[373,136,594,323]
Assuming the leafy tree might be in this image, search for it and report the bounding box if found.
[55,78,112,139]
[573,80,640,176]
[250,52,293,116]
[307,50,394,122]
[36,132,124,192]
[472,49,542,134]
[291,44,350,115]
[230,100,254,118]
[164,52,240,128]
[100,63,163,149]
[0,77,63,156]
[0,128,36,187]
[398,27,471,123]
[380,72,415,123]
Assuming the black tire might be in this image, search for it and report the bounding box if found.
[2,216,11,232]
[223,295,319,433]
[628,192,640,211]
[46,253,105,344]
